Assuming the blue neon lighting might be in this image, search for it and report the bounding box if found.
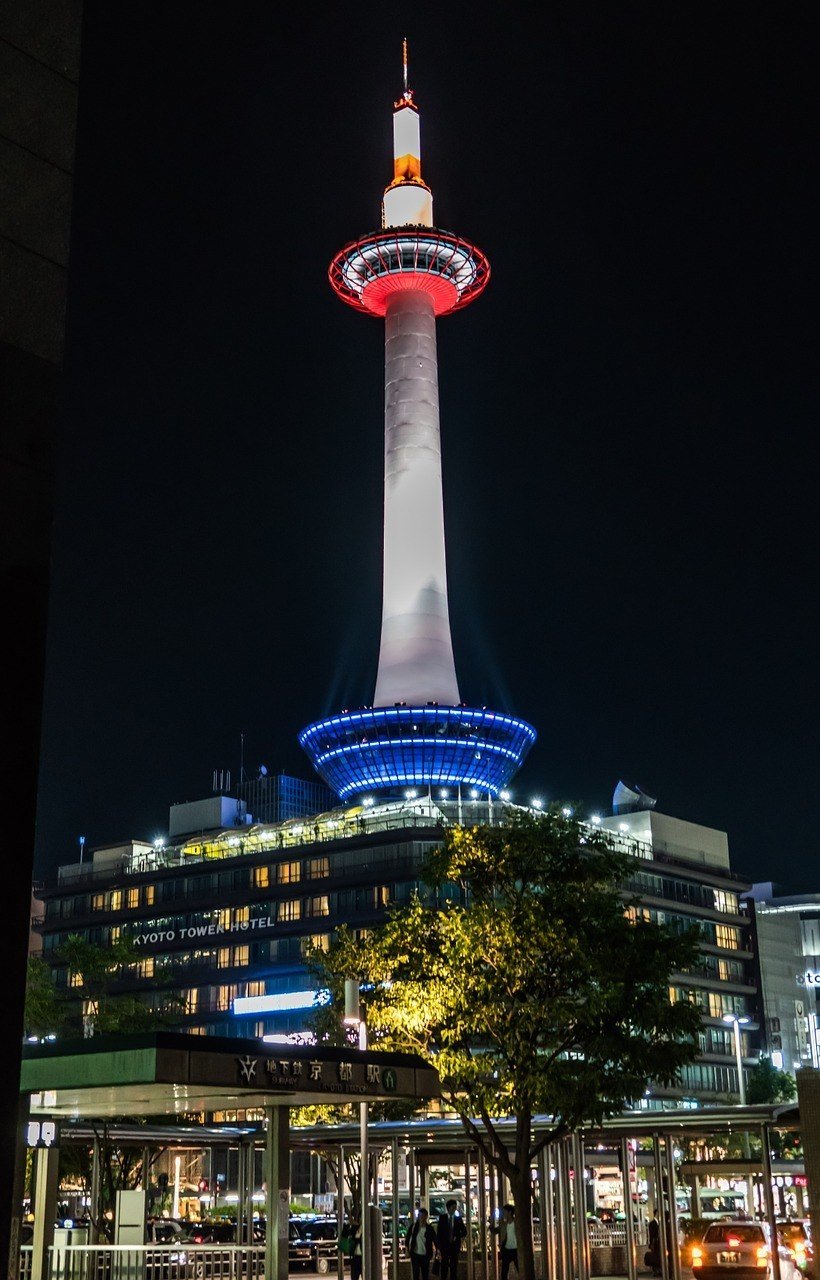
[299,705,536,800]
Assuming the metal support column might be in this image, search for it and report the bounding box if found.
[338,1144,346,1280]
[664,1136,681,1280]
[89,1136,101,1244]
[477,1150,488,1280]
[760,1125,782,1280]
[247,1141,257,1244]
[237,1140,246,1245]
[264,1107,290,1280]
[391,1139,400,1280]
[572,1132,590,1280]
[620,1139,637,1280]
[30,1144,59,1280]
[487,1162,498,1280]
[465,1151,475,1280]
[537,1147,554,1280]
[652,1134,669,1280]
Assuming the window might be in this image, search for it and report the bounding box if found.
[185,988,199,1014]
[716,924,740,950]
[217,948,231,969]
[127,888,139,909]
[714,889,739,913]
[307,895,329,918]
[217,908,231,931]
[374,886,390,907]
[144,885,155,906]
[137,958,154,978]
[233,906,249,926]
[309,857,330,879]
[278,899,301,922]
[233,945,249,967]
[69,971,83,989]
[306,933,330,954]
[245,981,265,998]
[110,926,121,943]
[92,894,105,911]
[110,890,122,911]
[278,861,301,885]
[254,866,270,889]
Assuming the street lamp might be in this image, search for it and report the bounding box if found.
[723,1013,751,1105]
[345,980,370,1280]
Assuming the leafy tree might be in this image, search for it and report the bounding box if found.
[24,955,65,1039]
[59,934,183,1035]
[310,807,702,1280]
[746,1055,797,1104]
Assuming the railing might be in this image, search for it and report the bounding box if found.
[20,1245,266,1280]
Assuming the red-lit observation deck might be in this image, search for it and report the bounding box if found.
[328,227,490,318]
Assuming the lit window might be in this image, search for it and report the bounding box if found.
[217,908,231,930]
[374,886,390,907]
[307,895,329,918]
[217,948,230,969]
[309,857,330,878]
[233,906,249,926]
[110,926,121,943]
[714,889,739,914]
[69,971,83,989]
[110,891,122,912]
[185,989,199,1014]
[92,894,105,911]
[254,866,270,889]
[278,861,301,885]
[233,945,249,967]
[127,888,139,909]
[144,885,155,906]
[716,924,740,950]
[245,981,265,998]
[138,958,154,978]
[306,934,330,954]
[277,899,301,922]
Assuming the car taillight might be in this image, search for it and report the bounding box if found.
[756,1244,769,1267]
[691,1246,703,1265]
[728,1236,741,1248]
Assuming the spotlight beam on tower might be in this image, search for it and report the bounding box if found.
[300,49,536,799]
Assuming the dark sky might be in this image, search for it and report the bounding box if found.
[35,3,816,888]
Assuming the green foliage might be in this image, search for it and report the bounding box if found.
[746,1055,797,1104]
[24,955,65,1039]
[59,934,183,1035]
[311,805,702,1280]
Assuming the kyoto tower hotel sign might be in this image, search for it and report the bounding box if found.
[300,49,535,799]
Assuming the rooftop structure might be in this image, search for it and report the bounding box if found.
[299,50,535,800]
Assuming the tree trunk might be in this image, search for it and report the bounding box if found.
[508,1164,536,1280]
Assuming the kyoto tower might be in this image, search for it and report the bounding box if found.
[300,46,535,800]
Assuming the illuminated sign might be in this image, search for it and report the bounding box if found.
[132,915,274,947]
[796,972,820,986]
[232,989,328,1016]
[25,1120,59,1149]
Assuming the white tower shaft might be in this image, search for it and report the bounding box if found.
[373,291,460,707]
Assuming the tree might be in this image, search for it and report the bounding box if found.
[59,934,182,1035]
[24,955,65,1040]
[310,807,702,1280]
[746,1055,797,1104]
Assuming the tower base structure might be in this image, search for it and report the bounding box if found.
[299,704,536,802]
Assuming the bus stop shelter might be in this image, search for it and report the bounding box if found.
[20,1032,440,1280]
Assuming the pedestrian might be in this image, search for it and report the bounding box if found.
[436,1199,467,1280]
[645,1211,661,1278]
[498,1205,519,1280]
[407,1207,437,1280]
[344,1211,363,1280]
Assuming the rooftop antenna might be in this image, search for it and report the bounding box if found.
[402,36,409,95]
[240,732,245,785]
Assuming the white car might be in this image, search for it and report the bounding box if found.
[691,1220,801,1278]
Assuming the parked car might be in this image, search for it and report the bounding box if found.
[691,1221,801,1278]
[184,1221,239,1245]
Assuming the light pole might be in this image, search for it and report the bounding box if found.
[345,980,369,1280]
[723,1013,751,1105]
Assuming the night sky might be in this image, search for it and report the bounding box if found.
[34,4,816,888]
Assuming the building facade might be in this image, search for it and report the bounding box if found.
[746,884,820,1074]
[35,790,759,1107]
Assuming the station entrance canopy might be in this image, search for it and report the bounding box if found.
[21,1030,439,1117]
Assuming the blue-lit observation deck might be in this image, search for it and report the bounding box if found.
[299,705,536,801]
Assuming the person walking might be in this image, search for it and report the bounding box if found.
[646,1211,662,1278]
[344,1211,363,1280]
[498,1205,519,1280]
[407,1207,438,1280]
[437,1199,467,1280]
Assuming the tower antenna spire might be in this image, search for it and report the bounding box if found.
[402,36,408,94]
